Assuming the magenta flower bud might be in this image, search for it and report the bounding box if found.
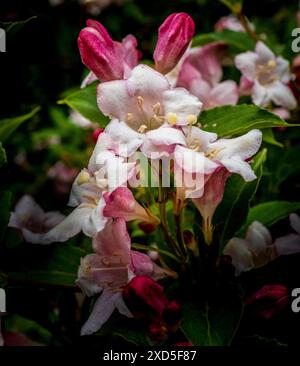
[154,13,195,74]
[246,284,289,319]
[78,20,124,82]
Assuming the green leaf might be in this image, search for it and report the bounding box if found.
[193,30,254,52]
[214,149,267,251]
[7,244,87,287]
[0,190,12,242]
[262,128,283,148]
[0,107,40,143]
[0,16,37,36]
[0,142,7,167]
[199,104,299,137]
[181,291,243,346]
[239,201,300,234]
[219,0,243,13]
[274,144,300,186]
[58,84,109,126]
[4,314,53,345]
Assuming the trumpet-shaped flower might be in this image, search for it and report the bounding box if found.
[77,219,171,335]
[235,41,296,109]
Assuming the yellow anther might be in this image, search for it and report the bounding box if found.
[77,171,90,185]
[127,113,133,122]
[167,112,178,125]
[84,264,92,274]
[187,114,197,125]
[138,124,148,133]
[267,59,277,68]
[152,102,161,115]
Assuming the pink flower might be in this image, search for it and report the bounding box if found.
[103,187,160,226]
[224,215,300,276]
[92,128,105,143]
[78,20,140,83]
[235,41,296,109]
[177,43,239,109]
[192,168,231,244]
[123,276,182,340]
[47,161,79,195]
[215,15,245,32]
[154,13,195,75]
[77,219,172,335]
[8,195,65,241]
[246,284,289,319]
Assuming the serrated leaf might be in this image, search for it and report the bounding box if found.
[0,142,7,167]
[239,201,300,234]
[58,84,109,126]
[199,104,298,137]
[193,30,254,52]
[214,149,267,251]
[0,107,40,143]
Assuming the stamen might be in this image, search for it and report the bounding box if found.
[77,171,90,185]
[166,112,178,125]
[84,264,92,274]
[126,113,133,123]
[152,102,161,115]
[187,114,197,125]
[138,124,148,133]
[267,59,277,68]
[137,96,144,107]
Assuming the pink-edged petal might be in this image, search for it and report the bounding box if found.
[274,234,300,256]
[105,119,143,157]
[211,129,262,162]
[239,76,254,96]
[80,289,121,335]
[206,80,239,109]
[188,78,211,105]
[223,238,254,276]
[146,126,186,146]
[97,79,133,121]
[245,221,272,255]
[140,138,175,159]
[235,51,258,80]
[276,57,291,84]
[255,41,274,61]
[174,145,219,174]
[162,88,202,125]
[81,71,98,88]
[92,218,131,262]
[272,108,291,120]
[268,81,297,110]
[122,34,140,69]
[290,213,300,234]
[252,80,269,106]
[130,251,154,276]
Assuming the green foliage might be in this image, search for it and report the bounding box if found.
[7,243,88,287]
[58,84,109,126]
[0,16,37,36]
[193,30,254,52]
[214,149,267,251]
[0,191,12,243]
[239,201,300,234]
[0,107,40,144]
[199,104,298,137]
[0,142,7,167]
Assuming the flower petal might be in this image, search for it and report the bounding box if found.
[268,81,297,110]
[235,51,258,80]
[274,234,300,256]
[223,238,254,276]
[290,213,300,235]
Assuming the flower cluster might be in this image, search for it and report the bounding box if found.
[8,11,298,339]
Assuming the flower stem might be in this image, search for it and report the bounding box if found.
[174,211,187,259]
[237,12,259,42]
[203,216,213,246]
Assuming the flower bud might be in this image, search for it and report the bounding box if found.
[246,284,289,319]
[154,13,195,74]
[78,20,124,82]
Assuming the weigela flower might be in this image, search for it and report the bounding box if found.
[214,15,245,32]
[97,64,202,156]
[235,41,297,109]
[77,219,171,335]
[176,42,239,109]
[8,195,65,241]
[224,215,300,276]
